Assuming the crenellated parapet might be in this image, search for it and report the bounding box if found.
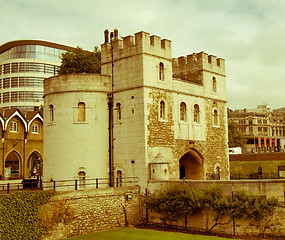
[172,51,225,85]
[101,30,172,64]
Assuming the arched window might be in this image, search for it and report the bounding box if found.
[159,62,164,81]
[78,171,86,188]
[193,104,200,123]
[180,102,187,121]
[249,119,253,125]
[78,102,86,122]
[116,103,121,121]
[117,170,122,187]
[159,101,166,119]
[49,104,54,122]
[213,109,218,126]
[212,77,217,92]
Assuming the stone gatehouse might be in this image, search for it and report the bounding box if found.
[43,29,229,187]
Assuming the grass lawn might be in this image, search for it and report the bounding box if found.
[67,228,237,240]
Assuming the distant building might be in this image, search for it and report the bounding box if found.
[228,104,285,153]
[0,40,74,111]
[43,30,230,187]
[0,108,43,180]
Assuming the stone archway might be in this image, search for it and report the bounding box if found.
[179,149,204,180]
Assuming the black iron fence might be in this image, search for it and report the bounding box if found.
[231,172,285,180]
[0,177,139,194]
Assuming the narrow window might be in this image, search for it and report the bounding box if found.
[32,123,40,133]
[78,102,86,121]
[212,77,217,92]
[78,171,86,188]
[194,104,200,123]
[117,170,122,187]
[180,102,187,121]
[49,104,54,122]
[116,103,121,121]
[159,101,166,119]
[216,166,220,180]
[213,110,218,126]
[10,121,18,132]
[159,62,164,81]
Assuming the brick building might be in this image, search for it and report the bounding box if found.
[43,30,230,187]
[228,104,285,153]
[0,108,43,180]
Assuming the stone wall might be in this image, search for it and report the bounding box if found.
[146,180,285,236]
[42,186,141,240]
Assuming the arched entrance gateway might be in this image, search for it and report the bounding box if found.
[179,149,204,180]
[28,152,42,178]
[5,151,21,180]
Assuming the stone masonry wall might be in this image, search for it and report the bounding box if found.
[147,88,229,180]
[203,100,229,179]
[42,186,141,240]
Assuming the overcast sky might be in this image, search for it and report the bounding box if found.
[1,0,284,110]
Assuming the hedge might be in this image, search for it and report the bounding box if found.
[0,190,55,240]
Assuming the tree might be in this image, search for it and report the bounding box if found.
[145,184,280,236]
[58,46,101,74]
[145,182,206,228]
[228,120,246,148]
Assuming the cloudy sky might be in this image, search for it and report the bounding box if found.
[1,0,284,110]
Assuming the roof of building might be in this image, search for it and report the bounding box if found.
[0,39,75,54]
[0,108,42,122]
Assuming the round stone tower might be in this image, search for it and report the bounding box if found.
[43,73,111,185]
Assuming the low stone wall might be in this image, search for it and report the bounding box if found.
[42,186,141,239]
[148,179,285,201]
[146,180,285,236]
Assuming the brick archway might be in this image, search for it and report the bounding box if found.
[179,149,204,180]
[5,151,21,180]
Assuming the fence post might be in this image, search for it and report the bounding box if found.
[7,183,9,194]
[145,188,148,224]
[75,179,78,190]
[96,178,98,188]
[53,180,56,190]
[232,191,236,235]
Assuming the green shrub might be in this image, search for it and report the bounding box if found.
[0,190,55,240]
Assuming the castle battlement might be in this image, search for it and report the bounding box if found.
[172,51,225,76]
[101,30,172,64]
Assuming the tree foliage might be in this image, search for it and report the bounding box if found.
[58,46,101,74]
[228,120,246,148]
[145,183,279,235]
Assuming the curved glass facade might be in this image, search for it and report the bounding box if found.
[0,41,73,111]
[0,45,66,62]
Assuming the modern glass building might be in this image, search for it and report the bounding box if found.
[0,40,75,111]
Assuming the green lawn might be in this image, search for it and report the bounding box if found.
[67,228,237,240]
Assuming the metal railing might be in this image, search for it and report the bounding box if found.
[231,172,285,180]
[0,177,139,194]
